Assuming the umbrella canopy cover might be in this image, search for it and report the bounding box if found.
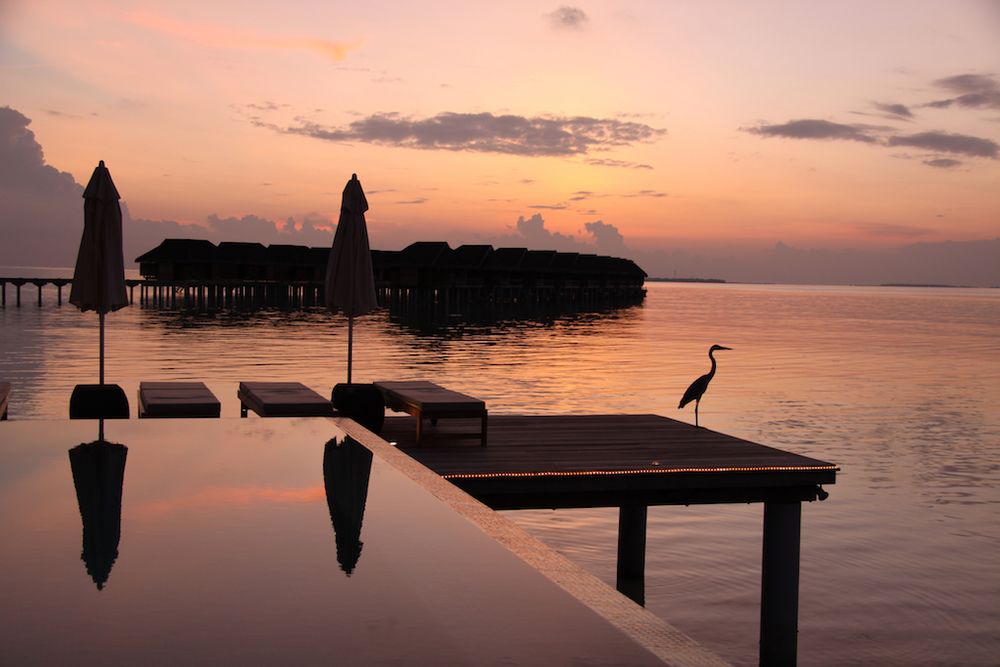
[325,174,378,317]
[70,161,128,314]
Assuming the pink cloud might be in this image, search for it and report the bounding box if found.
[126,10,359,61]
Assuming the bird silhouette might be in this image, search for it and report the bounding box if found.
[678,345,732,427]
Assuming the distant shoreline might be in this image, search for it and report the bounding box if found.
[647,277,997,289]
[647,277,726,284]
[878,282,975,289]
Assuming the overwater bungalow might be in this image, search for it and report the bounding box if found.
[135,238,216,281]
[133,239,647,311]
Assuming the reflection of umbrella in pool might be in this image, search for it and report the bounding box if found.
[69,425,127,590]
[325,174,378,385]
[69,160,129,421]
[323,437,373,575]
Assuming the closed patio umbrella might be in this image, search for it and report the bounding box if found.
[70,160,128,383]
[69,161,129,421]
[325,174,378,384]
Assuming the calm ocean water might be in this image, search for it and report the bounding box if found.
[2,273,998,666]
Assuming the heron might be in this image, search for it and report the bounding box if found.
[678,345,732,427]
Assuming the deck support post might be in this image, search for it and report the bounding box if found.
[616,504,647,606]
[760,501,801,667]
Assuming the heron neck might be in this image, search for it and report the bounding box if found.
[708,350,718,378]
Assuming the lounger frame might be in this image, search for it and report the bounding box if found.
[375,381,487,446]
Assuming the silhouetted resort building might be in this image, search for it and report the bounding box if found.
[133,239,647,314]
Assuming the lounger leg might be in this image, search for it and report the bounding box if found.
[240,402,247,418]
[415,411,423,444]
[481,410,488,446]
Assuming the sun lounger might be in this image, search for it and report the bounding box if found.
[237,381,335,418]
[138,382,221,418]
[0,382,9,420]
[374,380,487,446]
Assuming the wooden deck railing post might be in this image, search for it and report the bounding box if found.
[617,504,648,606]
[760,501,801,667]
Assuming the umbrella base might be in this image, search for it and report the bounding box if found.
[332,383,385,434]
[70,384,130,420]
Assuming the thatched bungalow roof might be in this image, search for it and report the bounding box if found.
[135,239,216,264]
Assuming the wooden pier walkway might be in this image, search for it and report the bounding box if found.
[383,413,836,509]
[381,413,837,666]
[0,277,143,308]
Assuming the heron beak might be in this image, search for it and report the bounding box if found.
[719,346,732,350]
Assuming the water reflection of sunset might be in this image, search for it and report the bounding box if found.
[132,486,325,519]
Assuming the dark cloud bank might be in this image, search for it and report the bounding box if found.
[747,119,882,143]
[872,102,914,120]
[927,73,1000,111]
[547,6,589,29]
[746,73,1000,168]
[253,111,664,158]
[747,120,998,159]
[2,106,998,286]
[0,106,334,267]
[887,131,998,158]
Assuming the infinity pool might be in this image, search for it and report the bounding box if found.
[0,417,700,666]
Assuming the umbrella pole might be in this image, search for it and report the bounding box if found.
[99,312,105,385]
[347,314,354,384]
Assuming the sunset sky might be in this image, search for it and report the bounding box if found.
[2,1,999,283]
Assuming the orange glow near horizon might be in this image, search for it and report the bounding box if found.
[2,1,998,280]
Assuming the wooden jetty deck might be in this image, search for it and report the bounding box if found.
[380,413,837,665]
[382,413,836,510]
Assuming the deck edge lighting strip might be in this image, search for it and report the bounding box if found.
[443,465,840,480]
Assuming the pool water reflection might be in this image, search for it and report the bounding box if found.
[69,432,128,590]
[323,436,372,576]
[0,418,677,666]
